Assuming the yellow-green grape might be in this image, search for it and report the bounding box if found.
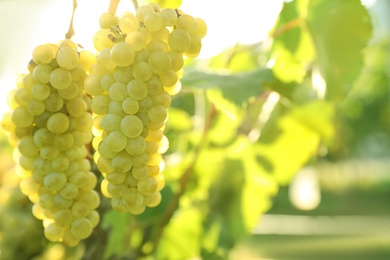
[0,39,100,246]
[88,4,206,214]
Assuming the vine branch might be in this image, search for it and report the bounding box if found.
[65,0,78,39]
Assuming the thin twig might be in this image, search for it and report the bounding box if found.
[65,0,78,39]
[148,103,217,254]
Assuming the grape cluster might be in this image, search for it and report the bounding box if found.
[1,40,100,246]
[89,3,206,213]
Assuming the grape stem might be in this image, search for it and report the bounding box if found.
[65,0,77,39]
[108,0,121,14]
[145,103,217,255]
[132,0,139,10]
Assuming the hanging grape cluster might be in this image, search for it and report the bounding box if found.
[89,3,206,214]
[1,40,100,246]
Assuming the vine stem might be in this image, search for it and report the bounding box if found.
[65,0,77,39]
[108,0,120,14]
[148,103,217,254]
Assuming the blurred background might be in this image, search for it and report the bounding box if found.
[1,0,390,259]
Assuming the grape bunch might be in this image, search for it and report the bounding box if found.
[88,3,206,214]
[1,40,100,246]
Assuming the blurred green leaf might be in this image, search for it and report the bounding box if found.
[307,0,372,99]
[270,0,315,83]
[182,68,274,117]
[156,207,202,259]
[166,107,193,131]
[258,102,324,184]
[102,210,130,259]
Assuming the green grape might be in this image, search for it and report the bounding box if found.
[59,183,79,200]
[125,136,146,156]
[160,70,178,86]
[99,12,119,29]
[148,50,172,74]
[11,106,34,127]
[71,201,89,218]
[26,99,45,115]
[176,14,197,33]
[147,105,167,124]
[132,61,152,81]
[32,44,54,65]
[132,165,150,180]
[127,79,148,100]
[56,47,79,70]
[84,74,104,96]
[90,94,110,115]
[137,176,158,195]
[111,151,133,172]
[119,11,139,34]
[125,31,146,51]
[132,152,149,168]
[144,12,164,32]
[93,29,115,51]
[168,29,191,53]
[66,97,87,117]
[70,218,93,239]
[17,136,39,157]
[135,5,155,22]
[44,92,64,112]
[101,74,115,90]
[53,209,73,227]
[122,97,139,114]
[109,82,127,102]
[50,68,72,89]
[110,42,135,67]
[169,51,184,71]
[144,191,162,207]
[109,100,126,116]
[87,210,100,228]
[122,187,144,208]
[98,140,117,159]
[162,8,178,27]
[113,65,133,84]
[120,114,143,138]
[147,39,169,52]
[32,84,50,100]
[105,131,127,152]
[33,64,52,84]
[44,222,64,242]
[43,172,67,192]
[105,171,127,185]
[51,154,70,171]
[101,113,122,132]
[14,88,32,106]
[97,48,117,70]
[107,183,126,198]
[194,18,207,38]
[47,113,70,134]
[58,82,80,100]
[138,96,153,112]
[185,34,202,57]
[38,193,55,209]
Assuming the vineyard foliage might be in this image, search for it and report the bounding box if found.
[0,0,375,259]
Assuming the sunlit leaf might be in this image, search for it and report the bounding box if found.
[102,211,131,259]
[148,0,182,8]
[270,0,315,83]
[156,207,202,259]
[307,0,372,99]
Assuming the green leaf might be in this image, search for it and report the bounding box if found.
[156,207,203,259]
[306,0,372,99]
[258,102,325,184]
[270,0,315,83]
[101,210,131,259]
[181,68,274,117]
